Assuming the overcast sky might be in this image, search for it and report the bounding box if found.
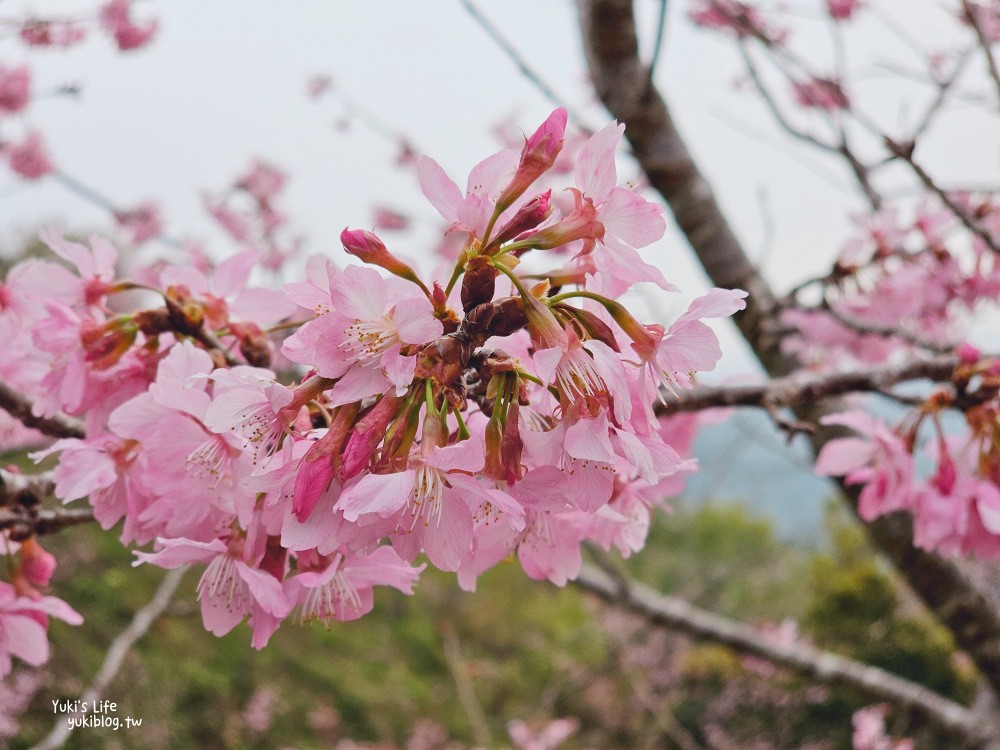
[1,0,995,375]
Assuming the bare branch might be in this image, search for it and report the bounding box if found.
[659,355,958,416]
[0,506,94,539]
[884,137,1000,255]
[30,566,188,750]
[0,379,85,439]
[961,0,1000,107]
[456,0,591,129]
[572,564,1000,747]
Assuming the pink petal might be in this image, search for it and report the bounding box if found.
[391,297,443,344]
[338,471,415,521]
[417,156,462,222]
[576,121,624,201]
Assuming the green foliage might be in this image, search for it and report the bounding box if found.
[11,500,977,749]
[804,510,978,704]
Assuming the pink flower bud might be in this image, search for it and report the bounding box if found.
[495,108,567,213]
[80,316,138,370]
[6,131,54,181]
[341,228,427,291]
[19,537,56,587]
[509,190,604,253]
[957,342,981,365]
[485,190,553,253]
[0,65,30,114]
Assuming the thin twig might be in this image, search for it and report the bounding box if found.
[0,379,85,439]
[884,138,1000,255]
[819,298,955,354]
[440,622,491,748]
[30,567,188,750]
[456,0,592,130]
[961,0,1000,107]
[572,564,998,745]
[646,0,669,90]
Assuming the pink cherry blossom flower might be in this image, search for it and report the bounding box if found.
[689,0,787,41]
[631,288,748,397]
[287,547,424,623]
[336,438,487,571]
[282,265,442,404]
[572,121,670,294]
[134,537,291,649]
[0,65,30,114]
[6,131,53,180]
[19,20,87,47]
[828,0,865,20]
[815,411,915,521]
[306,73,332,99]
[114,201,162,244]
[237,161,287,203]
[372,206,410,231]
[792,77,850,110]
[100,0,158,51]
[417,147,520,241]
[0,582,82,678]
[38,229,118,307]
[161,248,295,329]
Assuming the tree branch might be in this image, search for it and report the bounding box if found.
[0,506,95,539]
[0,380,85,439]
[576,0,1000,700]
[572,564,1000,748]
[961,0,1000,107]
[30,566,188,750]
[660,355,959,416]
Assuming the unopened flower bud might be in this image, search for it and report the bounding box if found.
[957,342,981,365]
[341,228,427,292]
[495,109,567,214]
[508,191,603,253]
[342,393,401,479]
[19,536,56,587]
[80,315,138,369]
[485,190,552,253]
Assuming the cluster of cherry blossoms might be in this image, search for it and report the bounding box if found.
[0,107,746,668]
[0,1,157,184]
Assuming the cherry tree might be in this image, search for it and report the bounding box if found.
[1,0,1000,747]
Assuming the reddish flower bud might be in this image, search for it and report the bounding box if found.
[495,109,567,214]
[508,190,603,253]
[342,393,402,479]
[19,537,56,588]
[80,315,138,369]
[341,228,427,292]
[957,342,981,365]
[485,190,553,253]
[293,403,359,521]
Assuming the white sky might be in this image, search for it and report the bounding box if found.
[1,0,996,375]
